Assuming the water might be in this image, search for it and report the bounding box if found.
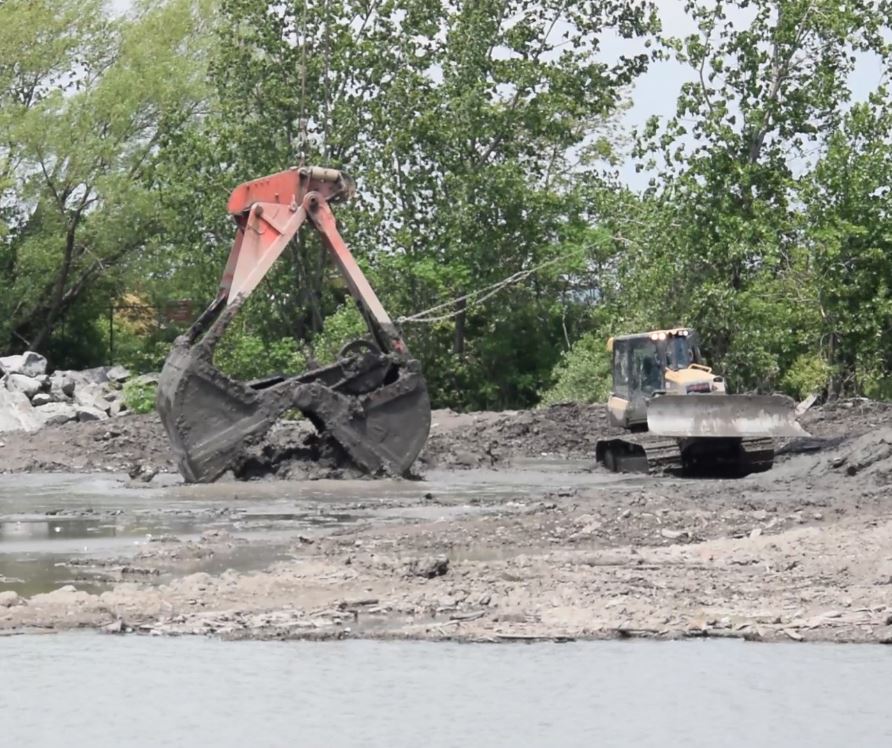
[1,635,890,747]
[0,472,512,595]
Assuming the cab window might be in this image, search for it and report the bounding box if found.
[612,340,629,398]
[630,339,663,395]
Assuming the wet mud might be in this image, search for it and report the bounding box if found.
[1,399,891,643]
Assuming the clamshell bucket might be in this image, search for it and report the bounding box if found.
[156,167,431,482]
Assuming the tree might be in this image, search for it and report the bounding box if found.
[0,0,212,363]
[155,0,658,407]
[631,0,891,391]
[802,95,892,396]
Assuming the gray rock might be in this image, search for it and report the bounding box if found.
[74,383,111,412]
[0,388,41,433]
[406,556,449,579]
[134,373,160,387]
[0,351,47,377]
[108,400,127,417]
[5,373,42,399]
[31,392,53,406]
[107,365,131,383]
[55,367,109,387]
[0,591,22,607]
[76,405,108,422]
[102,619,127,634]
[49,373,76,399]
[35,401,78,426]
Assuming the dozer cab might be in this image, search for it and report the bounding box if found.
[156,166,431,483]
[595,328,808,475]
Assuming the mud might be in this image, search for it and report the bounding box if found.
[1,398,892,644]
[0,403,605,478]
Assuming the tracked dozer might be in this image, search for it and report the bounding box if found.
[595,328,808,475]
[156,166,431,483]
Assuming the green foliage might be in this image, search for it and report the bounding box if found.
[540,331,612,405]
[309,304,367,364]
[0,0,212,356]
[123,378,158,415]
[781,354,832,401]
[214,328,306,381]
[2,0,890,413]
[150,0,656,409]
[625,0,892,398]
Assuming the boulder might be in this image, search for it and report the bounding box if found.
[5,373,42,399]
[0,389,41,433]
[0,591,22,607]
[74,383,112,413]
[49,373,76,399]
[108,400,127,417]
[76,405,108,422]
[406,556,449,579]
[107,365,131,383]
[0,351,47,378]
[133,373,160,387]
[31,392,53,406]
[55,367,109,387]
[35,402,78,427]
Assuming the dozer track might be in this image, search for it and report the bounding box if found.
[596,434,775,476]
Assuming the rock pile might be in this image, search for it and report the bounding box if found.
[0,351,143,433]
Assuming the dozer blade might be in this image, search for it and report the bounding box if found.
[156,307,431,483]
[646,394,810,439]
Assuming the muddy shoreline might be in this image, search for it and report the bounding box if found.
[2,400,892,644]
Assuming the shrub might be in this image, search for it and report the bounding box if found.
[780,353,831,400]
[122,378,157,414]
[539,331,612,405]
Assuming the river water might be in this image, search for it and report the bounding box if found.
[1,635,890,747]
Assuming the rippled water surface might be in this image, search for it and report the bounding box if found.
[1,635,891,747]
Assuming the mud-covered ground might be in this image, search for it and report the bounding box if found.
[2,399,892,644]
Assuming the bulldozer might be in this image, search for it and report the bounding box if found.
[156,166,431,483]
[595,328,808,475]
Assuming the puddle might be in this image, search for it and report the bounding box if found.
[0,541,295,597]
[0,465,655,598]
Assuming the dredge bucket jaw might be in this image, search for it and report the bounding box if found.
[156,166,431,483]
[646,394,809,439]
[157,302,431,483]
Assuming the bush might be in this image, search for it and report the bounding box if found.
[122,378,157,414]
[214,331,306,381]
[310,304,367,363]
[780,353,831,400]
[539,331,612,405]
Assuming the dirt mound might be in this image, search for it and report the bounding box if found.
[1,398,888,481]
[799,398,892,438]
[811,427,892,484]
[419,403,606,468]
[0,413,175,474]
